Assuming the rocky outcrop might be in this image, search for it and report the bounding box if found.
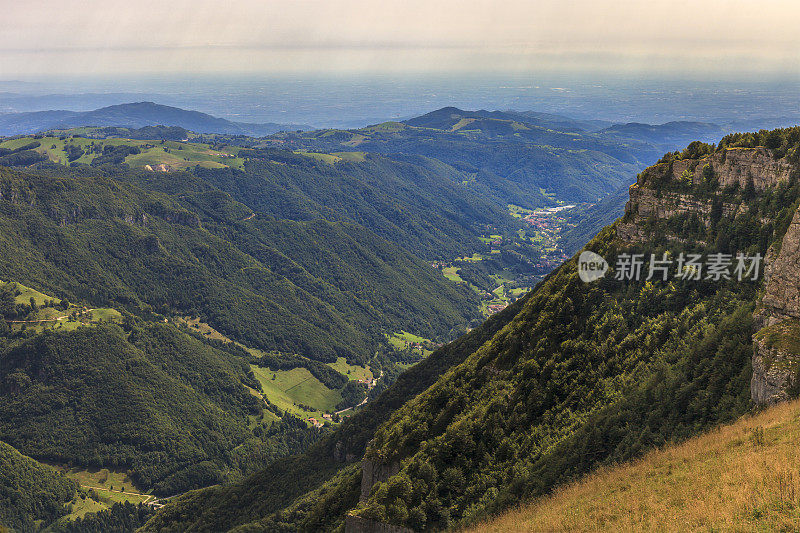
[752,207,800,404]
[649,147,793,191]
[703,147,794,189]
[757,208,800,326]
[751,318,800,404]
[333,439,358,463]
[617,147,789,244]
[345,458,407,533]
[612,144,800,405]
[359,458,400,502]
[617,186,738,242]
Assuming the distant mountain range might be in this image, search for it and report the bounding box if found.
[271,107,728,209]
[0,102,311,136]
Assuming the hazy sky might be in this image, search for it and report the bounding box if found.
[2,0,799,78]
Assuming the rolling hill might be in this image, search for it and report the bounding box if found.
[0,102,310,137]
[267,107,728,208]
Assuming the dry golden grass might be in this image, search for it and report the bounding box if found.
[468,398,800,532]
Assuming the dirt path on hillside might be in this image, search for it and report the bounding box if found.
[6,308,97,324]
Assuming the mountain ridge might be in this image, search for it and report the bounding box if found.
[0,102,311,137]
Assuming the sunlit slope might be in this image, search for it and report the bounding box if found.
[469,398,800,532]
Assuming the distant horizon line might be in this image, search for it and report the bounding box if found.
[2,71,800,84]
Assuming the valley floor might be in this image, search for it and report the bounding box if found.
[469,398,800,532]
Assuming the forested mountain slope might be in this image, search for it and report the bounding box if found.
[193,151,512,261]
[0,323,265,495]
[268,107,726,208]
[0,164,479,362]
[145,127,800,532]
[141,292,529,532]
[0,440,77,531]
[344,131,799,531]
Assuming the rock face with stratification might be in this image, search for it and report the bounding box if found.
[752,207,800,404]
[618,147,791,244]
[618,145,800,405]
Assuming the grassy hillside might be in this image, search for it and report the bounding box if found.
[0,279,122,335]
[0,440,77,531]
[251,364,342,420]
[0,135,244,170]
[470,397,800,532]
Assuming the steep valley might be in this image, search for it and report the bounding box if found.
[141,127,800,532]
[2,116,799,532]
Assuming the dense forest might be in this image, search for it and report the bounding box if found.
[193,152,514,261]
[0,322,327,496]
[0,440,77,531]
[0,163,481,362]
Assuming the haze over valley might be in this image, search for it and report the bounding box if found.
[3,1,800,532]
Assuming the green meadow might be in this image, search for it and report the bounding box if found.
[250,364,342,422]
[0,135,245,170]
[48,465,152,521]
[1,280,122,333]
[326,357,373,381]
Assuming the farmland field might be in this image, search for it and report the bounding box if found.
[0,135,245,170]
[327,357,373,381]
[251,364,342,422]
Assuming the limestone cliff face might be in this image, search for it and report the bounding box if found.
[344,457,407,533]
[757,209,800,326]
[752,208,800,404]
[617,147,791,244]
[653,147,793,191]
[681,147,793,189]
[616,145,800,405]
[617,187,738,242]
